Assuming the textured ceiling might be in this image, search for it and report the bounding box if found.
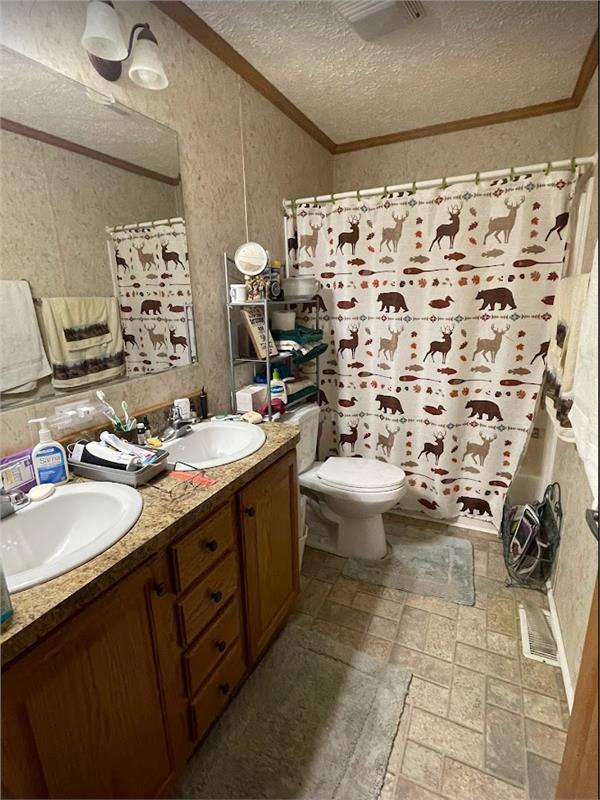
[187,0,597,143]
[0,47,179,177]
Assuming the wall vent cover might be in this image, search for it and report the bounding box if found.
[519,603,559,666]
[335,1,426,40]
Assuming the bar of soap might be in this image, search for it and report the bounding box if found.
[28,484,56,501]
[242,411,263,424]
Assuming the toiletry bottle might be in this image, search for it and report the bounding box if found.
[28,418,69,486]
[199,387,208,419]
[1,564,13,630]
[270,369,288,403]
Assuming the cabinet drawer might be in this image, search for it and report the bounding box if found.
[171,502,235,592]
[189,641,246,743]
[177,552,238,645]
[183,598,241,697]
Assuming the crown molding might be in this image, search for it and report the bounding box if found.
[154,2,598,157]
[0,117,181,186]
[153,1,336,153]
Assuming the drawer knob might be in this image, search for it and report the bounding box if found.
[219,683,230,696]
[205,539,218,552]
[215,639,227,653]
[211,590,223,603]
[153,582,167,597]
[244,506,255,517]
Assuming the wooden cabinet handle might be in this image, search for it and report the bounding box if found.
[219,683,230,695]
[153,582,167,597]
[211,590,223,603]
[244,506,255,517]
[205,539,218,552]
[215,640,227,652]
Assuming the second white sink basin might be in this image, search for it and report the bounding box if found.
[164,420,265,470]
[1,482,143,593]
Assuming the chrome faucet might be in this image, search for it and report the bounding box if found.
[159,404,197,443]
[0,488,30,519]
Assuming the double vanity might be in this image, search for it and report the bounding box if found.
[1,423,300,799]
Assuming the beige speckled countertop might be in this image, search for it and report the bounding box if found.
[1,424,299,666]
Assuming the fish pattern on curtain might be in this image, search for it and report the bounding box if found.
[107,217,197,376]
[285,170,578,530]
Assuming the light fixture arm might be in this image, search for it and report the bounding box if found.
[124,22,151,60]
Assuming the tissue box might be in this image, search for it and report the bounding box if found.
[236,384,267,412]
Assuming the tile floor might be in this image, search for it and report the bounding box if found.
[291,516,569,800]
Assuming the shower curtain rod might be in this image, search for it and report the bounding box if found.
[283,154,597,207]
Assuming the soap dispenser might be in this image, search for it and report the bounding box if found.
[29,417,69,486]
[270,369,288,403]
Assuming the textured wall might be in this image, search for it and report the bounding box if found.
[550,69,598,690]
[0,0,332,454]
[333,112,577,192]
[1,130,178,298]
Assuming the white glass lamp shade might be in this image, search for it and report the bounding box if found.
[128,38,168,90]
[81,1,128,61]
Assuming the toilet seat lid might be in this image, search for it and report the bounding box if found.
[317,457,406,491]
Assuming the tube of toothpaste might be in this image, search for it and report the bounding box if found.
[99,431,157,464]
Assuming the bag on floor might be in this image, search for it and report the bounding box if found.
[501,483,562,589]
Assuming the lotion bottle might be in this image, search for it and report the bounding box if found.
[270,369,288,403]
[29,418,69,486]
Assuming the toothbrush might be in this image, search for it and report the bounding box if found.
[121,400,130,429]
[96,391,121,428]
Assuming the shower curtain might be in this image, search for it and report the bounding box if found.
[285,169,579,530]
[107,217,197,376]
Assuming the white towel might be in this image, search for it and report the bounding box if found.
[0,280,51,393]
[568,242,598,503]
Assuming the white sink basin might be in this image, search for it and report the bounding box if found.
[1,483,143,593]
[164,421,265,470]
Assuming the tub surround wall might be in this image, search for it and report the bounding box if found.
[0,0,333,456]
[550,68,598,691]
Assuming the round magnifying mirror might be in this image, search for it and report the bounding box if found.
[234,242,268,276]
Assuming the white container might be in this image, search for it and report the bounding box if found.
[270,310,296,330]
[236,383,267,412]
[281,404,320,473]
[282,277,319,299]
[230,283,247,303]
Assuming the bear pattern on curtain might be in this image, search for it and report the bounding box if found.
[107,217,197,375]
[285,170,578,530]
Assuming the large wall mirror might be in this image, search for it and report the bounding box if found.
[0,46,196,410]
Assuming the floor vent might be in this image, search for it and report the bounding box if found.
[518,603,559,666]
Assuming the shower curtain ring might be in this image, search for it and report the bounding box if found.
[544,161,552,176]
[357,189,361,202]
[383,185,388,197]
[509,166,515,180]
[570,157,577,173]
[330,194,335,204]
[475,172,480,185]
[441,177,448,189]
[411,181,417,194]
[291,200,297,213]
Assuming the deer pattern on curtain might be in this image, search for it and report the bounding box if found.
[285,170,578,530]
[107,218,197,376]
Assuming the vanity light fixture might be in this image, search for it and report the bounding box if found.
[81,0,168,90]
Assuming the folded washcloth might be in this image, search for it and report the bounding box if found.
[0,280,51,393]
[271,325,323,345]
[569,244,598,502]
[40,296,125,389]
[292,342,328,364]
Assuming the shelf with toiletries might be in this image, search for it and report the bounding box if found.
[223,252,322,422]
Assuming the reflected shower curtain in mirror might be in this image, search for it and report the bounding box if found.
[107,217,197,375]
[285,170,579,530]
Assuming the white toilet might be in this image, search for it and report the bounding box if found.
[282,405,406,560]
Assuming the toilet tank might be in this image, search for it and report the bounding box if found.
[281,404,320,474]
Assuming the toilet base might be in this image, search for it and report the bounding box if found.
[305,497,389,560]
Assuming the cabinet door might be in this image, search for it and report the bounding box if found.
[240,450,299,662]
[2,560,177,799]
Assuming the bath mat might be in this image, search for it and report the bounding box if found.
[178,623,411,800]
[343,524,475,606]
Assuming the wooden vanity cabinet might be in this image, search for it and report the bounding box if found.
[240,450,299,662]
[1,449,299,799]
[1,558,180,800]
